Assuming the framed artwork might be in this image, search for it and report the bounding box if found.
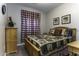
[61,14,71,24]
[53,17,60,25]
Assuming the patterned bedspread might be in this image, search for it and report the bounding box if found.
[27,34,72,55]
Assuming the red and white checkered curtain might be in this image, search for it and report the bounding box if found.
[21,10,40,42]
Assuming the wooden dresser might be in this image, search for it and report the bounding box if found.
[5,27,17,54]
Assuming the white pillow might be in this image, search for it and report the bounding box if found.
[62,29,66,35]
[51,30,55,34]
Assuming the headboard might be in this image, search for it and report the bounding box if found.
[49,27,76,41]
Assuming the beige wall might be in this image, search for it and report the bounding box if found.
[46,3,79,40]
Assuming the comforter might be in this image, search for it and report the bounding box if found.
[27,34,72,55]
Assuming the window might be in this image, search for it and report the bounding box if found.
[21,10,40,42]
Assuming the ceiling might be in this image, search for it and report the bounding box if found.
[16,3,63,13]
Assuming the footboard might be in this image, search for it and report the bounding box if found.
[25,38,40,56]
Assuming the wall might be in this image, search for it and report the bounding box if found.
[46,3,79,40]
[0,3,7,56]
[7,4,46,44]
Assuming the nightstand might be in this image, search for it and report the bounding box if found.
[67,41,79,56]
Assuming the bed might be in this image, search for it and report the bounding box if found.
[24,27,76,56]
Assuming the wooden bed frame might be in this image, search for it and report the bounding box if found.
[24,27,76,56]
[25,38,40,56]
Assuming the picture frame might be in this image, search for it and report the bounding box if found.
[61,14,71,24]
[53,17,60,25]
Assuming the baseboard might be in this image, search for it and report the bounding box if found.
[17,43,25,46]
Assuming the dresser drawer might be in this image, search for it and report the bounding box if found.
[72,48,79,54]
[6,41,17,53]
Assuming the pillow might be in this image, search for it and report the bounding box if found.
[62,29,67,36]
[54,29,62,36]
[67,29,72,37]
[49,29,55,35]
[51,30,55,34]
